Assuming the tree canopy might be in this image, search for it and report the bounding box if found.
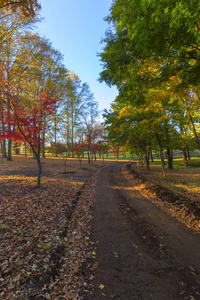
[0,5,101,186]
[100,0,200,172]
[0,0,41,16]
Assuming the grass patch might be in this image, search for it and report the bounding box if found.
[148,158,200,170]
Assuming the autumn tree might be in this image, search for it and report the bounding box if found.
[82,99,99,163]
[99,0,200,171]
[0,5,40,160]
[0,0,41,17]
[0,64,57,187]
[61,74,97,158]
[0,30,69,186]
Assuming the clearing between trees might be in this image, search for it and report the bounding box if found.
[1,156,200,299]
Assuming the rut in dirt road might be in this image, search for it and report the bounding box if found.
[87,163,200,300]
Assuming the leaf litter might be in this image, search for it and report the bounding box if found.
[0,156,103,299]
[124,164,200,234]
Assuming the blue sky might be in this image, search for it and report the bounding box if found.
[36,0,118,115]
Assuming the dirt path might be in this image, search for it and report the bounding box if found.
[87,163,200,300]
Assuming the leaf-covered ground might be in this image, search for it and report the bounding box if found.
[0,155,105,299]
[125,163,200,234]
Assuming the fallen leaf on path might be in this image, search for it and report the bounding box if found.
[114,252,118,257]
[99,284,105,289]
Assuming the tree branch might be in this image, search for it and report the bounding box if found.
[0,1,27,10]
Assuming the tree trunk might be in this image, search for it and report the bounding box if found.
[55,120,57,157]
[7,139,12,161]
[36,156,42,188]
[3,139,7,158]
[160,148,166,176]
[171,149,173,162]
[1,141,4,164]
[167,148,173,169]
[145,149,150,171]
[182,143,188,166]
[29,144,42,187]
[42,144,45,158]
[164,122,172,170]
[123,149,126,159]
[79,158,82,169]
[1,114,7,158]
[184,100,200,153]
[71,106,74,158]
[155,132,166,176]
[1,105,7,158]
[25,143,27,157]
[42,129,46,158]
[150,149,154,162]
[87,148,90,164]
[14,142,21,155]
[36,134,42,188]
[186,143,190,160]
[136,155,140,166]
[6,61,12,161]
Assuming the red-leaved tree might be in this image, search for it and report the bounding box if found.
[0,66,57,187]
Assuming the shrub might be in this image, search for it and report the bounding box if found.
[177,160,187,167]
[188,159,200,168]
